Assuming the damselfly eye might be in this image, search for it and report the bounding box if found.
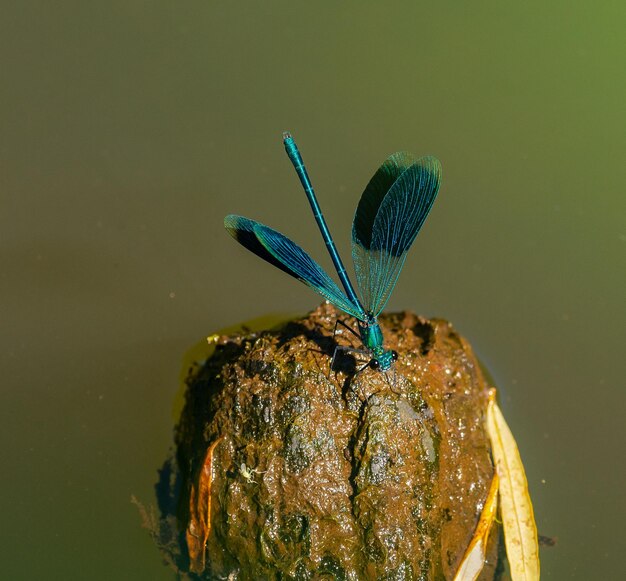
[370,359,380,370]
[391,350,399,361]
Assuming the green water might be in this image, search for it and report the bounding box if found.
[1,2,624,579]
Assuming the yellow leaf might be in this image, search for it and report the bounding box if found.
[453,472,499,581]
[486,390,540,581]
[186,437,223,574]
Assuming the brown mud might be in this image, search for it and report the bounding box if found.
[165,304,501,580]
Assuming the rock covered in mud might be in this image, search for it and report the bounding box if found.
[175,304,500,580]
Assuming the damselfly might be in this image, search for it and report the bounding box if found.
[224,133,441,372]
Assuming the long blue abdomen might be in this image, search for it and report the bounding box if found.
[283,133,365,319]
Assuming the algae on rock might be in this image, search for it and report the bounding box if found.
[173,304,500,580]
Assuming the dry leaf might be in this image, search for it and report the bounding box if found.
[486,390,540,580]
[186,437,222,574]
[453,472,499,581]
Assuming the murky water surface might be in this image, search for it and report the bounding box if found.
[1,2,624,579]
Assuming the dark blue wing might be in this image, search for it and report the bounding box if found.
[225,215,364,319]
[352,152,418,249]
[351,155,441,317]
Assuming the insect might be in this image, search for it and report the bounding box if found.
[224,133,441,373]
[239,462,265,484]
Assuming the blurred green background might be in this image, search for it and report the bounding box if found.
[1,1,624,579]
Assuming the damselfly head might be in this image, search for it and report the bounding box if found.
[370,349,398,372]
